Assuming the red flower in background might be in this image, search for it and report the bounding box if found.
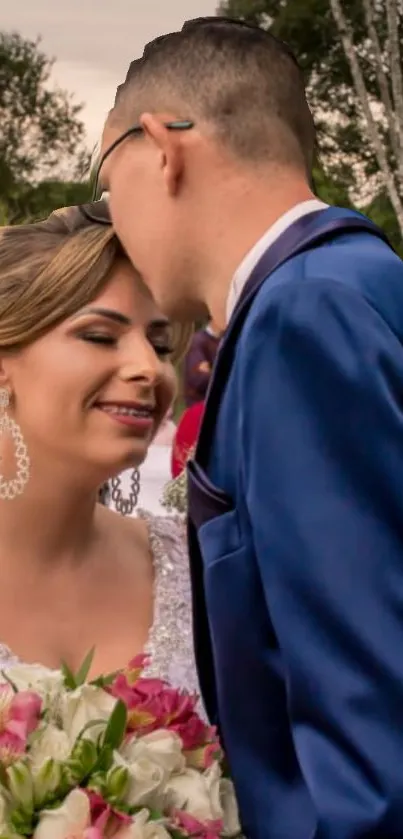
[172,402,205,478]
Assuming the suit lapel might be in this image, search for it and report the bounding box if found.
[195,207,390,470]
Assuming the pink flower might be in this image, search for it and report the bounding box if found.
[170,713,217,752]
[124,655,150,686]
[87,790,131,836]
[110,662,221,759]
[172,809,223,839]
[0,684,41,746]
[34,789,129,839]
[184,742,223,771]
[0,731,25,765]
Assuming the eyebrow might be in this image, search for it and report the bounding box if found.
[73,306,170,330]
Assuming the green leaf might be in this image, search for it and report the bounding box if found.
[10,804,34,835]
[90,670,119,689]
[106,765,129,800]
[168,830,186,839]
[145,808,166,821]
[94,744,113,773]
[7,762,34,815]
[61,649,96,691]
[0,670,18,693]
[67,738,99,785]
[75,648,95,686]
[75,718,107,744]
[60,661,77,691]
[102,700,127,751]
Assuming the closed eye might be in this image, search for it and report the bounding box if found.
[79,331,174,355]
[80,333,117,346]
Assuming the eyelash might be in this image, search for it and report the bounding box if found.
[81,333,116,346]
[81,333,174,357]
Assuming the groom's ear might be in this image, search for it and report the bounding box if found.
[140,113,184,196]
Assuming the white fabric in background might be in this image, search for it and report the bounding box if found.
[137,444,172,516]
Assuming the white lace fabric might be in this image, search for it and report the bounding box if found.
[0,511,202,703]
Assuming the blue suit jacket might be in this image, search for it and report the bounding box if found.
[188,207,403,838]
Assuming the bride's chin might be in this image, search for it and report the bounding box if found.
[106,448,147,475]
[82,438,149,484]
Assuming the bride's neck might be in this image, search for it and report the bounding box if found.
[0,468,100,571]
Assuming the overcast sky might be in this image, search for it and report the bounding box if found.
[3,0,217,148]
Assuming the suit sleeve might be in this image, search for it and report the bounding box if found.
[241,278,403,838]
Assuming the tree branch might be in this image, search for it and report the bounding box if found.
[329,0,403,232]
[386,0,403,186]
[362,0,402,187]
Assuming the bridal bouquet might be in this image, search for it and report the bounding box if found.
[0,653,239,839]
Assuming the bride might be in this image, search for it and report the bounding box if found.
[0,202,197,696]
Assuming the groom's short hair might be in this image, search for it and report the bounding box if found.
[112,17,315,174]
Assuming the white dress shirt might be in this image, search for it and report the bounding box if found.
[226,199,327,322]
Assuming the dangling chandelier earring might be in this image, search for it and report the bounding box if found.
[110,468,140,516]
[0,388,30,500]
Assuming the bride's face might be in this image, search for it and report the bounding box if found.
[2,259,177,484]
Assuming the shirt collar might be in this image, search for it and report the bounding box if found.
[226,199,328,323]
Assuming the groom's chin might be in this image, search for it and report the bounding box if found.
[158,291,207,324]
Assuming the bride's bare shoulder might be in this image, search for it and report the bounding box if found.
[96,503,149,555]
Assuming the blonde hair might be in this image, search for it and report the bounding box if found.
[0,207,191,362]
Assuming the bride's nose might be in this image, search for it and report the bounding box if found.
[118,336,164,385]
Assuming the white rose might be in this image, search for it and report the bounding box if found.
[116,808,172,839]
[30,725,71,769]
[220,779,241,837]
[60,684,117,746]
[33,788,90,839]
[164,762,237,825]
[163,767,219,822]
[1,664,64,710]
[28,724,71,806]
[121,731,185,775]
[114,746,169,809]
[115,731,184,810]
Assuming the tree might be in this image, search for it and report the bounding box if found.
[364,190,403,253]
[3,179,92,225]
[0,31,89,195]
[329,0,403,231]
[218,0,403,234]
[312,163,353,207]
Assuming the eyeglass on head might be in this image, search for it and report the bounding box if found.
[91,118,194,201]
[78,199,112,226]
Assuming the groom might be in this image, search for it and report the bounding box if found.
[98,17,403,839]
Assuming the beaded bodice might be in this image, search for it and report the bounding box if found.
[0,511,202,703]
[139,511,200,696]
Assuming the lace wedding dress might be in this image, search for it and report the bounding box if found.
[0,511,201,701]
